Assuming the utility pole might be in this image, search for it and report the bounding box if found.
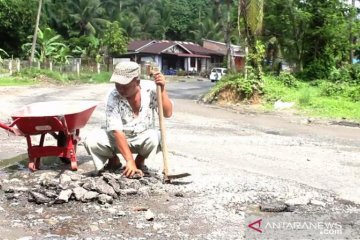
[30,0,42,66]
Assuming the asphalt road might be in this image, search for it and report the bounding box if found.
[0,79,359,205]
[0,79,360,239]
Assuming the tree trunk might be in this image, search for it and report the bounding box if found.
[349,0,356,64]
[225,0,233,71]
[30,0,42,66]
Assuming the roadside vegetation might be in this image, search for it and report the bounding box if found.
[205,66,360,121]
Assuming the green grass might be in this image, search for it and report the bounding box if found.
[0,76,36,86]
[0,68,112,85]
[263,75,360,121]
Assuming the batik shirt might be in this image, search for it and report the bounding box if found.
[106,80,159,137]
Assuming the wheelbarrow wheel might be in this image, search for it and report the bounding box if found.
[57,131,71,164]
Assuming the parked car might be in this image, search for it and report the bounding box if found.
[209,68,227,82]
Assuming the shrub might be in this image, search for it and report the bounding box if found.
[203,73,263,103]
[346,86,360,102]
[328,66,352,83]
[277,72,299,88]
[298,89,312,106]
[319,82,346,96]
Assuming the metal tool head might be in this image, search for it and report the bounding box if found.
[163,173,191,184]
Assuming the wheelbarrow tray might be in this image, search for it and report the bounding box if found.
[10,101,98,135]
[0,101,98,171]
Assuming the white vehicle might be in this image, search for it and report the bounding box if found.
[209,68,227,82]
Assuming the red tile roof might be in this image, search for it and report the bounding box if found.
[127,40,223,56]
[140,41,176,54]
[128,40,155,51]
[179,42,221,55]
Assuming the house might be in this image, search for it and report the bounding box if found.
[119,40,224,74]
[202,39,246,71]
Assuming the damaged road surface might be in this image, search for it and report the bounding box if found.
[0,82,360,239]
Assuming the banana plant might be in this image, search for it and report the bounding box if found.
[22,28,66,64]
[0,48,9,64]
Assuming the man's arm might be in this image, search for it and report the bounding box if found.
[112,130,143,177]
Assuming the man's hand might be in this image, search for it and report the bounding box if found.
[123,160,144,178]
[153,72,166,90]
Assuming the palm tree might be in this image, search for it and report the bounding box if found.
[67,0,110,36]
[133,3,159,40]
[43,1,72,38]
[190,18,223,44]
[117,13,142,40]
[154,0,172,40]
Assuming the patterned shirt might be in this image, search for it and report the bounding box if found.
[105,80,158,137]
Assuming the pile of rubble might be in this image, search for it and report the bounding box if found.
[1,170,163,205]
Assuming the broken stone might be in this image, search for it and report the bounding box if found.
[285,197,310,206]
[13,186,29,192]
[145,209,155,221]
[174,192,184,197]
[55,189,73,203]
[29,191,52,204]
[35,208,43,214]
[44,190,58,199]
[73,187,88,201]
[59,174,72,185]
[39,173,59,188]
[116,211,126,217]
[133,206,148,212]
[138,187,150,197]
[139,178,149,185]
[70,174,83,182]
[102,174,121,194]
[95,178,117,198]
[120,188,137,196]
[82,179,97,191]
[260,202,288,212]
[98,194,113,205]
[6,193,16,200]
[310,199,326,207]
[81,191,99,202]
[3,186,15,193]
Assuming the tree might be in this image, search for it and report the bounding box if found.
[0,0,37,57]
[190,18,223,44]
[116,13,142,40]
[30,0,43,65]
[239,0,264,80]
[67,0,110,36]
[103,22,128,56]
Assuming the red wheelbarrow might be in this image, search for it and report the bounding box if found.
[0,101,98,171]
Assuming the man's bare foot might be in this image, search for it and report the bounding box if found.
[135,154,145,169]
[105,156,122,170]
[135,154,150,174]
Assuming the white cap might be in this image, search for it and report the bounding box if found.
[110,61,140,85]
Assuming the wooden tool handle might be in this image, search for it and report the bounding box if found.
[156,85,169,178]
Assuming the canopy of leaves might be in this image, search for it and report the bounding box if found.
[0,0,37,57]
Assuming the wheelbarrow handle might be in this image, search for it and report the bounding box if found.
[0,121,15,134]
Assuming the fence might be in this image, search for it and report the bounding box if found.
[0,57,214,78]
[0,58,110,76]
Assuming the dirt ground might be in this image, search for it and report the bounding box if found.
[0,81,359,240]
